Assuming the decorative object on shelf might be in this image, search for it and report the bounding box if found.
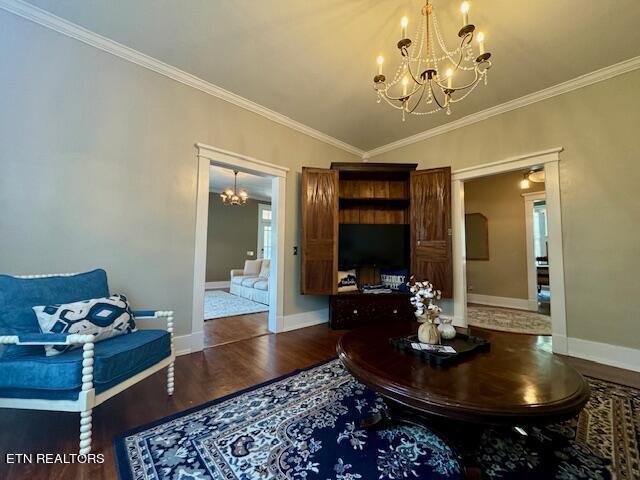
[373,0,493,121]
[408,277,442,345]
[380,268,410,291]
[438,316,457,340]
[337,269,358,292]
[220,170,249,205]
[418,319,441,345]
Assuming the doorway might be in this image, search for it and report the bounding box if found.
[462,170,551,335]
[523,192,550,316]
[191,144,288,352]
[451,147,568,354]
[203,167,273,347]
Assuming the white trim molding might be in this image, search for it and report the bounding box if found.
[197,143,289,178]
[467,294,537,312]
[205,281,230,290]
[522,191,547,312]
[174,331,204,356]
[365,56,640,158]
[5,0,640,161]
[194,144,287,336]
[561,336,640,373]
[452,148,568,354]
[0,0,364,158]
[452,148,563,181]
[281,308,328,332]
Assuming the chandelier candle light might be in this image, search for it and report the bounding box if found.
[220,170,249,206]
[373,0,493,120]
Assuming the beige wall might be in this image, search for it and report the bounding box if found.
[206,196,270,282]
[465,171,544,299]
[0,12,359,336]
[373,68,640,350]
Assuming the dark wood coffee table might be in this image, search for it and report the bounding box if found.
[337,323,590,478]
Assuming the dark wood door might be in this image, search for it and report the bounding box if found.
[410,167,452,297]
[301,167,339,295]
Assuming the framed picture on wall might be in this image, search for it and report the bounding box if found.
[465,213,489,261]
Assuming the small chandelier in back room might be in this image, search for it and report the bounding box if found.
[220,170,249,205]
[373,0,493,121]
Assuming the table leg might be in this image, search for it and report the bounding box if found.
[361,399,485,479]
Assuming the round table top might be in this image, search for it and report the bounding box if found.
[337,323,590,425]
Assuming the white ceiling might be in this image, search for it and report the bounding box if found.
[209,166,272,202]
[22,0,640,151]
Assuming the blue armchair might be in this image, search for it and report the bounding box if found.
[0,269,175,454]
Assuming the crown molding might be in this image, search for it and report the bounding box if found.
[0,0,365,158]
[365,55,640,158]
[4,0,639,161]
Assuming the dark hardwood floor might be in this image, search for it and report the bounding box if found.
[203,312,269,347]
[1,324,638,480]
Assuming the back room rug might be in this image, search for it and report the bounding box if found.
[204,290,269,320]
[114,359,639,480]
[467,304,552,335]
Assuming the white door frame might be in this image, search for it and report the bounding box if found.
[193,143,289,344]
[522,191,547,312]
[451,147,568,354]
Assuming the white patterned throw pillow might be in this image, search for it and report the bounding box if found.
[33,294,137,356]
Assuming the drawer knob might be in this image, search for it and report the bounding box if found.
[353,309,358,314]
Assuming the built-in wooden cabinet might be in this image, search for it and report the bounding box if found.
[300,162,452,299]
[300,168,339,295]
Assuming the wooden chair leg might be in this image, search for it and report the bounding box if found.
[79,409,92,454]
[166,311,175,396]
[167,362,175,395]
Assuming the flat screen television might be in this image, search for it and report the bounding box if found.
[339,224,409,270]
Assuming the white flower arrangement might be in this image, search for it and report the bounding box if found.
[407,277,442,322]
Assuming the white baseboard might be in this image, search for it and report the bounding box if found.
[281,308,328,332]
[564,336,640,373]
[467,294,536,311]
[174,330,204,356]
[205,281,230,290]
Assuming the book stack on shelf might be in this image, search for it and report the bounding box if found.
[362,284,393,294]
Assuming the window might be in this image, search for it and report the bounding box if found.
[262,225,272,260]
[258,204,272,260]
[533,201,548,259]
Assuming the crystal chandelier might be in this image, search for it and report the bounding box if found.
[220,171,249,205]
[373,0,493,120]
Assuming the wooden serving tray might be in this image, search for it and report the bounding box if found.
[390,333,490,366]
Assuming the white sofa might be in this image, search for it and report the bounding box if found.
[230,259,270,305]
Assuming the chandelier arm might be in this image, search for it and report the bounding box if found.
[432,64,480,92]
[407,84,427,114]
[404,53,426,87]
[429,81,446,110]
[433,13,476,71]
[450,72,486,103]
[453,33,473,71]
[379,92,407,110]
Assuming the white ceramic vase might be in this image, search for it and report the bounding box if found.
[438,317,456,340]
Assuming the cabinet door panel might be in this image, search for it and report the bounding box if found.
[301,168,338,295]
[410,167,452,297]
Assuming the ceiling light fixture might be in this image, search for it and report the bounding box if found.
[220,170,249,205]
[373,0,493,121]
[520,169,545,189]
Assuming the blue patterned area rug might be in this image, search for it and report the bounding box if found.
[114,360,639,480]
